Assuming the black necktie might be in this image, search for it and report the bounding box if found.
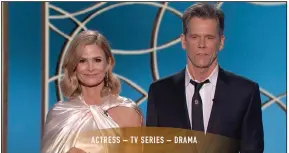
[190,79,210,132]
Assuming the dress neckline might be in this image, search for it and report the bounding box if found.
[78,94,111,107]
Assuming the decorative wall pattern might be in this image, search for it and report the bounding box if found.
[44,2,287,153]
[5,2,286,153]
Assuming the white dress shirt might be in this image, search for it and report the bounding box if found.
[185,64,219,133]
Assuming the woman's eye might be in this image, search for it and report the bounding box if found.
[95,58,102,62]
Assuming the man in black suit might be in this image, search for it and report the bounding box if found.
[146,3,264,153]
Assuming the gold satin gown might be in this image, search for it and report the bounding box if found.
[41,94,142,153]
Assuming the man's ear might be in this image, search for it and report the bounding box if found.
[181,34,187,50]
[219,35,225,51]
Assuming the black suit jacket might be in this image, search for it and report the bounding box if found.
[146,67,264,153]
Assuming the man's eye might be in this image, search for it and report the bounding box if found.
[95,59,102,62]
[207,36,215,39]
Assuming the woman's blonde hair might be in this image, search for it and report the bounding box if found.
[60,30,120,98]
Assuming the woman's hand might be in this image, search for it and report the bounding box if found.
[67,147,86,153]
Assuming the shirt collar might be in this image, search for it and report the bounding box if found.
[185,64,219,87]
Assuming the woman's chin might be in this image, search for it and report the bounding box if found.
[80,81,103,88]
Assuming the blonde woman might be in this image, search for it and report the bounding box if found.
[41,30,143,153]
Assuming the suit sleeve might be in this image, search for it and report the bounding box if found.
[240,83,264,153]
[145,84,158,126]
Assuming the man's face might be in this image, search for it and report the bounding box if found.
[181,17,225,68]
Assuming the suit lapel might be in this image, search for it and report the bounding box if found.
[172,69,198,152]
[172,67,230,152]
[207,67,229,132]
[171,67,229,131]
[204,67,230,152]
[172,69,191,130]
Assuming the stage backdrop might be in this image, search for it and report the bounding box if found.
[6,2,286,153]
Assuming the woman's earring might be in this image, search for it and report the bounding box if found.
[105,73,109,87]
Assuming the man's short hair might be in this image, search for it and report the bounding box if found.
[182,2,224,35]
